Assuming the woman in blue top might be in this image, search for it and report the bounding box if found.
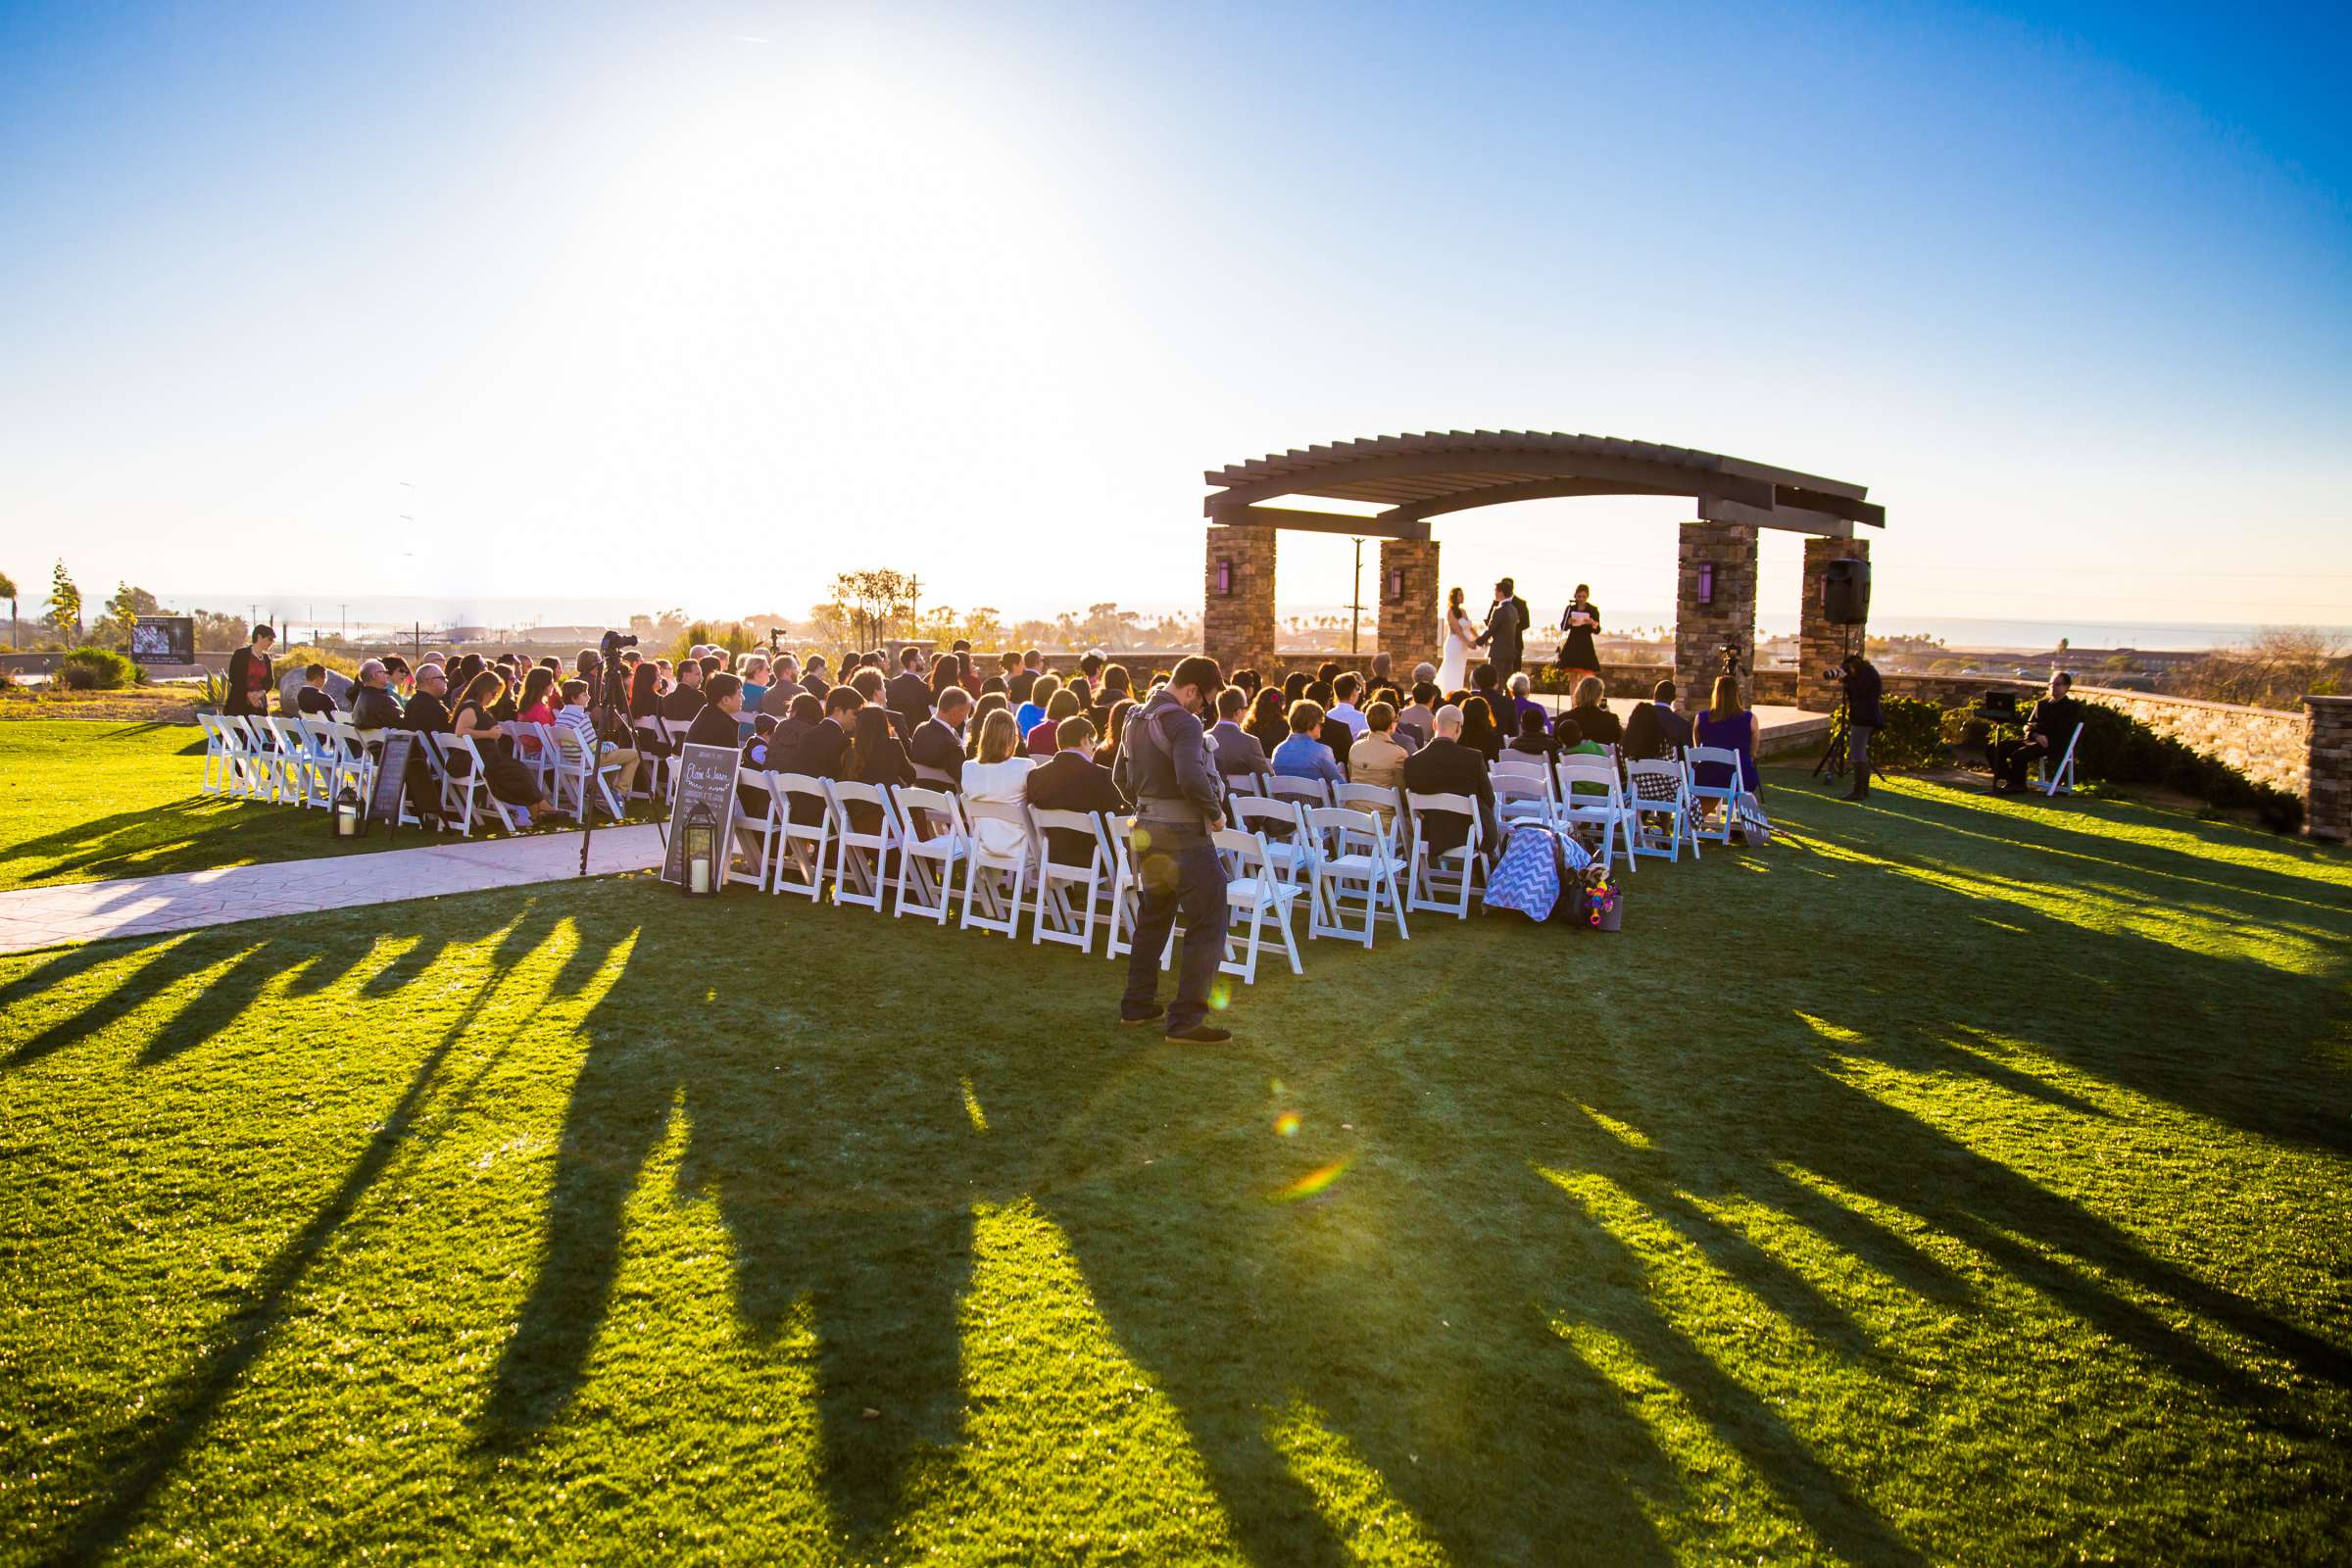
[1271,700,1347,787]
[1691,675,1760,794]
[1013,672,1060,746]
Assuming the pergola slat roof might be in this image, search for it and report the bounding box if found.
[1203,429,1883,539]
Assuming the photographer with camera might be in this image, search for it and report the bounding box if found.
[1832,652,1883,801]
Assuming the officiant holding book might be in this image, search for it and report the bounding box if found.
[1557,584,1602,683]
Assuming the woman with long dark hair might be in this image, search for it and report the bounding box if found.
[843,705,914,833]
[450,670,558,820]
[1248,687,1289,756]
[1458,695,1503,763]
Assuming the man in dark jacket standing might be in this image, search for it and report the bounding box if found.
[1112,656,1230,1044]
[1838,654,1885,801]
[1475,578,1529,677]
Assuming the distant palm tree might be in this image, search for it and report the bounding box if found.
[0,569,15,650]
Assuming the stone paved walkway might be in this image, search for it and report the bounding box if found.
[0,825,665,956]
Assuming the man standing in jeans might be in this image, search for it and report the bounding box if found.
[1112,655,1233,1044]
[1838,653,1884,802]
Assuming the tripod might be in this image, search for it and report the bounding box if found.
[577,664,662,878]
[1810,626,1868,788]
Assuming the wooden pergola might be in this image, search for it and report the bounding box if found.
[1200,429,1885,710]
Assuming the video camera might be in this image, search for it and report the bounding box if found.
[600,629,638,656]
[1718,639,1743,677]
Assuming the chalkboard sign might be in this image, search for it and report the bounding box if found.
[662,742,742,889]
[368,730,418,830]
[130,615,195,664]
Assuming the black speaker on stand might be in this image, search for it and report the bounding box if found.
[1822,558,1871,625]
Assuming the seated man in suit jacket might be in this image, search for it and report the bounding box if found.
[1620,679,1694,761]
[1206,687,1270,778]
[683,672,748,750]
[885,650,935,736]
[773,686,860,825]
[660,660,707,723]
[909,687,971,786]
[1024,715,1127,866]
[1398,704,1496,858]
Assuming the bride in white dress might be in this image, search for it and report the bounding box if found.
[1436,585,1477,691]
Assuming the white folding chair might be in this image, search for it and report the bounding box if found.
[1335,781,1403,844]
[1625,760,1700,862]
[549,724,626,822]
[658,718,693,802]
[1213,827,1305,983]
[1492,770,1552,843]
[1027,808,1113,953]
[1551,759,1634,876]
[264,715,313,805]
[772,774,833,900]
[321,717,374,804]
[1103,816,1173,969]
[731,770,783,890]
[2041,723,2082,797]
[1223,771,1265,799]
[439,733,525,835]
[960,799,1032,939]
[1265,775,1330,810]
[1685,746,1743,846]
[1492,757,1549,785]
[1305,807,1410,948]
[1231,795,1316,887]
[196,713,235,796]
[508,720,559,796]
[823,779,899,911]
[893,787,970,924]
[1405,791,1489,918]
[213,714,264,799]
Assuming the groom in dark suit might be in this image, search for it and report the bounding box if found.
[1475,578,1529,677]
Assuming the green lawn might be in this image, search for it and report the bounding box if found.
[2,758,2349,1564]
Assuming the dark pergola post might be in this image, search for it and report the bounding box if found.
[1799,536,1871,712]
[1203,523,1277,677]
[1674,521,1757,710]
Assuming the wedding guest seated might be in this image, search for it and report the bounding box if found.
[1458,695,1504,762]
[1304,682,1354,765]
[403,664,454,734]
[961,708,1035,858]
[288,663,336,718]
[1505,671,1548,734]
[1246,687,1290,756]
[969,691,1009,742]
[1328,673,1370,737]
[843,705,915,831]
[910,686,971,786]
[1691,676,1760,808]
[1025,715,1126,864]
[661,659,707,722]
[350,660,405,733]
[1565,675,1622,747]
[1101,697,1138,777]
[1348,702,1409,800]
[1030,688,1082,758]
[797,686,860,780]
[850,665,887,707]
[627,662,671,760]
[1014,673,1060,744]
[1009,651,1044,705]
[451,671,560,822]
[1282,671,1310,709]
[760,653,803,716]
[887,647,934,734]
[1471,663,1517,738]
[1089,662,1133,732]
[1369,652,1395,693]
[767,692,822,772]
[556,678,640,799]
[1396,682,1440,747]
[1209,686,1270,777]
[685,671,747,749]
[1506,707,1554,759]
[381,654,412,696]
[1400,704,1496,856]
[738,653,770,710]
[802,654,832,697]
[1274,701,1347,788]
[1621,679,1692,760]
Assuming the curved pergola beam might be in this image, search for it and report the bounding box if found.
[1201,450,1780,516]
[1377,477,1684,525]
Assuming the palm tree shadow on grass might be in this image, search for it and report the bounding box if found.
[33,901,601,1567]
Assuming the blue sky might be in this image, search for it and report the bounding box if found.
[1,0,2346,638]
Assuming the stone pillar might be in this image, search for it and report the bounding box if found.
[2307,696,2352,842]
[1377,537,1441,675]
[1798,535,1871,713]
[1673,521,1757,711]
[1203,523,1277,678]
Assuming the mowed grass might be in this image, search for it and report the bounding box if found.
[0,719,585,892]
[2,761,2350,1564]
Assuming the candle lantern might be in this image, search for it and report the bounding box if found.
[1697,563,1715,606]
[334,784,365,839]
[1216,558,1234,596]
[682,802,717,896]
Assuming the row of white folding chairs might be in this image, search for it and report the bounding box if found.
[197,710,370,808]
[722,773,1415,984]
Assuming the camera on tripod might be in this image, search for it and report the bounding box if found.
[1717,639,1743,677]
[600,629,638,656]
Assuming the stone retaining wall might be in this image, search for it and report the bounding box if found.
[2070,685,2311,800]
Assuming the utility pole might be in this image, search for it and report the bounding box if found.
[340,604,348,644]
[1348,537,1365,657]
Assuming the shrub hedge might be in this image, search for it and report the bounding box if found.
[58,646,140,691]
[1947,697,2303,833]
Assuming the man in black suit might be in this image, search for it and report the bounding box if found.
[660,660,706,722]
[1008,650,1044,705]
[1474,577,1530,677]
[684,672,747,750]
[402,665,454,734]
[1992,671,2083,793]
[886,648,934,735]
[1024,715,1127,866]
[1399,703,1496,857]
[1207,687,1269,777]
[909,687,970,786]
[350,660,405,732]
[1621,678,1693,761]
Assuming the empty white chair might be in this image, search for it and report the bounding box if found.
[320,717,373,804]
[1213,827,1305,983]
[1684,746,1743,847]
[1625,759,1700,862]
[1265,774,1330,810]
[1231,795,1315,887]
[823,779,899,910]
[771,774,834,900]
[1305,807,1409,948]
[196,713,236,796]
[1405,790,1489,918]
[1551,758,1634,875]
[893,787,971,924]
[1028,808,1113,953]
[959,799,1032,939]
[263,715,312,804]
[731,770,783,890]
[1492,770,1552,842]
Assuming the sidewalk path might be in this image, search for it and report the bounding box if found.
[0,825,665,956]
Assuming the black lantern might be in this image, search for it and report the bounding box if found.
[334,784,365,839]
[682,801,718,896]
